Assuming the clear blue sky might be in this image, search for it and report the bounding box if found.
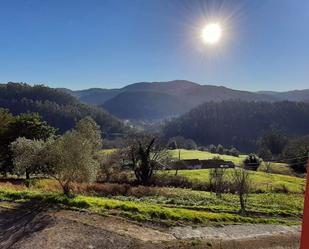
[0,0,308,91]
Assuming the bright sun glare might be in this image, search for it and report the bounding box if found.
[201,23,222,45]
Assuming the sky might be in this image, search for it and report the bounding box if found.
[0,0,308,91]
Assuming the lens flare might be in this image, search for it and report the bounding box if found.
[201,23,222,45]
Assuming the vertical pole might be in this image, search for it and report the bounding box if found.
[301,156,309,248]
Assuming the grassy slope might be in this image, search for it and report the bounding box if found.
[0,187,301,226]
[168,149,291,175]
[161,169,305,193]
[115,187,304,218]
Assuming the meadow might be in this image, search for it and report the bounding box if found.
[168,149,292,175]
[160,169,305,194]
[0,177,304,226]
[0,148,305,227]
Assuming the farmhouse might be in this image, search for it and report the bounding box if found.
[200,159,235,169]
[171,158,235,170]
[171,159,201,170]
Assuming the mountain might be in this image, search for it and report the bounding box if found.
[103,91,191,119]
[257,90,309,102]
[163,100,309,152]
[0,83,126,134]
[63,80,309,120]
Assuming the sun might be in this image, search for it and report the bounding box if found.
[201,23,222,45]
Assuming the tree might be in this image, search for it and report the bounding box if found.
[258,147,272,161]
[163,101,309,152]
[0,112,56,175]
[43,117,102,196]
[6,113,57,140]
[243,154,261,171]
[232,168,251,214]
[216,144,224,155]
[10,137,47,181]
[45,131,99,196]
[229,147,240,157]
[209,167,227,198]
[257,131,288,156]
[96,151,121,182]
[184,139,197,150]
[282,136,309,173]
[167,140,178,150]
[123,135,167,185]
[0,109,13,174]
[75,116,102,153]
[208,144,217,153]
[0,108,13,135]
[0,82,126,135]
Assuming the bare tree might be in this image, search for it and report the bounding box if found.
[232,167,251,214]
[96,151,121,182]
[209,167,227,198]
[123,134,167,185]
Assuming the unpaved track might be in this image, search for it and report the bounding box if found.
[0,201,301,249]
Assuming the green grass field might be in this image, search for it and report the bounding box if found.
[168,149,293,175]
[0,148,301,227]
[161,169,305,193]
[0,186,302,226]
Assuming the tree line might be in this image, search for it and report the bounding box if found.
[163,100,309,152]
[0,82,126,134]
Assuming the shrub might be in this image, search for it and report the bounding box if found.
[231,168,251,214]
[152,174,192,188]
[209,168,227,197]
[243,154,261,171]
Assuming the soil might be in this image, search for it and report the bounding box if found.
[0,201,301,249]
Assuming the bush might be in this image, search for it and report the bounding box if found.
[229,147,240,157]
[243,154,261,171]
[208,144,217,153]
[216,144,224,154]
[209,168,227,197]
[152,175,192,188]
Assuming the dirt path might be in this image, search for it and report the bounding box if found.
[0,201,301,249]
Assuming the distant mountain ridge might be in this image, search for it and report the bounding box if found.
[60,80,309,120]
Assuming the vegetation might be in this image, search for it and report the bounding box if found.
[161,169,305,194]
[209,167,227,197]
[10,137,47,180]
[163,100,309,152]
[232,168,251,214]
[167,136,197,150]
[122,135,167,185]
[0,186,301,226]
[0,112,56,175]
[0,89,306,229]
[44,118,102,196]
[168,149,292,175]
[243,154,261,171]
[282,136,309,173]
[0,82,126,134]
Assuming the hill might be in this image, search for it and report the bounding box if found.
[258,89,309,102]
[103,91,192,119]
[0,83,126,134]
[163,100,309,151]
[65,80,309,120]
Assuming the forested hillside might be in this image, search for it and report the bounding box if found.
[0,83,126,134]
[64,80,309,120]
[163,100,309,151]
[103,91,192,119]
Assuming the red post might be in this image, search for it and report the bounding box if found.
[300,157,309,248]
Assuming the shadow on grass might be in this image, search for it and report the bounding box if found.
[0,201,54,249]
